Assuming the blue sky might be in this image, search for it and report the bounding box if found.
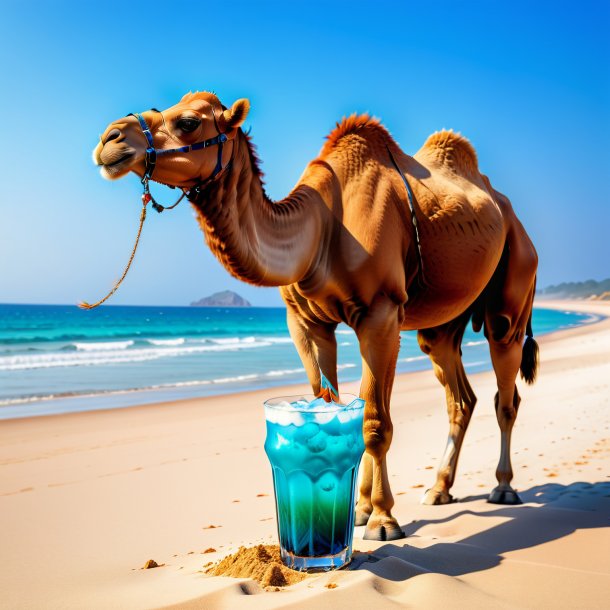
[0,1,608,306]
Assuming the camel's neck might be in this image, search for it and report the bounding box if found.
[190,131,324,287]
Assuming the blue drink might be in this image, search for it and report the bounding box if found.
[264,394,365,571]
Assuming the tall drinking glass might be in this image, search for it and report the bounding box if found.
[264,394,365,571]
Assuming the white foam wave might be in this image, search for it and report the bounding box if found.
[147,338,185,346]
[0,340,273,371]
[266,368,305,377]
[397,355,429,363]
[73,340,134,351]
[463,340,487,347]
[207,335,292,345]
[336,329,355,335]
[210,336,257,345]
[211,374,259,384]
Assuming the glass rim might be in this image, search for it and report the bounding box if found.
[263,393,364,413]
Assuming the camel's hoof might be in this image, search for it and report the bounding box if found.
[488,486,522,505]
[363,515,406,541]
[355,508,372,527]
[421,488,454,505]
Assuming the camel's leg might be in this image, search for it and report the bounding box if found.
[355,453,374,526]
[417,311,477,505]
[355,295,405,541]
[285,305,338,400]
[488,339,523,504]
[482,214,537,504]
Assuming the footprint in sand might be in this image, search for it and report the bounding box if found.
[203,524,222,529]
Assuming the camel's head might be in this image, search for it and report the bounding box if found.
[93,92,250,188]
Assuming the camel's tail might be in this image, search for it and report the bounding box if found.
[520,307,539,385]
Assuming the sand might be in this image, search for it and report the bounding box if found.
[0,299,609,609]
[207,545,305,588]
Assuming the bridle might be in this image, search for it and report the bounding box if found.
[128,106,233,212]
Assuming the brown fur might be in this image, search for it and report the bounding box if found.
[94,95,539,538]
[321,113,386,152]
[223,99,250,131]
[422,130,479,175]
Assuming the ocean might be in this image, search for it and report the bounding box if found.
[0,303,600,420]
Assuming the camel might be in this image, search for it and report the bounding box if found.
[93,91,539,541]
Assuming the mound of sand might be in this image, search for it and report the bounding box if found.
[207,545,306,588]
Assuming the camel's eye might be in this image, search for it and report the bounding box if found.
[176,117,200,133]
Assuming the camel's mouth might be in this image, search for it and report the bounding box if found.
[93,142,137,180]
[104,151,134,167]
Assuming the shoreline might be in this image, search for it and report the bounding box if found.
[1,298,609,609]
[0,300,604,422]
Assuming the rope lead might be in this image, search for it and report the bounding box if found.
[78,197,149,310]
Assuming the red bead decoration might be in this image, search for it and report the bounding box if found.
[142,193,152,204]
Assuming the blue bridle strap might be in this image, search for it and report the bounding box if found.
[128,112,228,181]
[128,111,231,211]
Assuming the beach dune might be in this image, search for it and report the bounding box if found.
[0,300,609,609]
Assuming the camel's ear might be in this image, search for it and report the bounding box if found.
[222,98,250,131]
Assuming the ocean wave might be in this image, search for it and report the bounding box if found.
[464,360,487,368]
[397,355,429,363]
[266,368,305,377]
[146,338,186,346]
[210,374,260,384]
[0,340,275,371]
[336,329,355,335]
[210,336,257,345]
[73,340,134,351]
[0,363,363,408]
[463,340,487,347]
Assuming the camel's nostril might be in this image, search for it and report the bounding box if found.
[104,128,121,144]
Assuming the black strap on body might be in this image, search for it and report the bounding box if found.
[386,145,425,281]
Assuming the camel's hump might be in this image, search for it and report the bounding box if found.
[420,130,479,175]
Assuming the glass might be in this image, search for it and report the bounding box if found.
[264,394,365,571]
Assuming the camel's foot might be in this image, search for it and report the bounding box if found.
[354,500,373,527]
[421,487,454,505]
[363,513,405,541]
[488,485,522,505]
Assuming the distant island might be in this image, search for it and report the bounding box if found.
[190,290,252,307]
[538,278,610,300]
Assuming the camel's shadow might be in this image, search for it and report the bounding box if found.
[351,481,610,579]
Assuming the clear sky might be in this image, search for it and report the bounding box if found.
[1,1,608,306]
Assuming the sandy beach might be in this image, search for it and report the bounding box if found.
[1,299,609,609]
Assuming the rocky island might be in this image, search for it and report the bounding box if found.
[190,290,252,307]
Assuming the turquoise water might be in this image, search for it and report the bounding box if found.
[0,303,600,419]
[264,396,365,567]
